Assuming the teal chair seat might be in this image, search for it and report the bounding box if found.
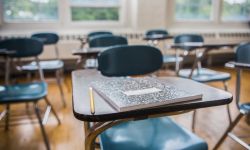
[179,68,231,83]
[240,103,250,114]
[0,82,47,104]
[163,55,183,64]
[100,117,208,150]
[21,60,64,71]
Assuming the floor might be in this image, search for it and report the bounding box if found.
[0,67,249,150]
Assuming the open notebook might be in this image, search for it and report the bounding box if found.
[91,77,202,112]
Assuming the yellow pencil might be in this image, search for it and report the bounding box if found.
[89,87,95,115]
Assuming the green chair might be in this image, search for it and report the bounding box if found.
[175,34,232,131]
[0,38,61,150]
[20,32,67,107]
[97,45,208,150]
[214,43,250,150]
[145,29,183,73]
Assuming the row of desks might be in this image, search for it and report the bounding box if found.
[0,40,244,150]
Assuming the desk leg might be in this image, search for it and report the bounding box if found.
[76,56,86,69]
[84,120,125,150]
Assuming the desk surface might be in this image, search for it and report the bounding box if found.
[143,34,174,41]
[72,42,242,56]
[72,69,232,122]
[72,47,106,56]
[169,42,240,50]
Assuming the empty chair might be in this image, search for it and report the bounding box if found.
[175,34,232,131]
[0,38,61,150]
[21,32,66,107]
[98,45,162,76]
[145,29,168,36]
[214,43,250,150]
[145,29,183,73]
[79,31,113,48]
[97,45,208,150]
[87,31,113,40]
[89,35,128,48]
[85,35,128,68]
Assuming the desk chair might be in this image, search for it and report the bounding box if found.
[88,31,113,39]
[86,35,128,68]
[89,34,127,48]
[97,45,208,150]
[145,29,169,45]
[20,33,66,107]
[0,38,61,150]
[214,43,250,150]
[175,34,232,131]
[79,31,113,48]
[145,29,183,73]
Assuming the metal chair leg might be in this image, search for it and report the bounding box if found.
[5,104,10,131]
[223,81,232,124]
[33,102,50,150]
[44,96,61,125]
[213,113,244,150]
[192,110,196,132]
[56,70,66,107]
[61,68,71,92]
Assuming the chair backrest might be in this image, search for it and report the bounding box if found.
[146,29,168,36]
[31,32,59,45]
[89,35,128,48]
[174,34,204,51]
[87,31,113,39]
[97,45,163,76]
[0,38,43,58]
[232,43,250,109]
[236,43,250,64]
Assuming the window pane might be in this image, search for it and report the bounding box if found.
[70,0,119,6]
[175,0,212,20]
[70,0,120,21]
[71,7,119,21]
[222,0,250,21]
[3,0,58,21]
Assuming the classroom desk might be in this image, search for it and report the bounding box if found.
[72,69,233,150]
[72,47,106,68]
[72,42,242,69]
[167,42,241,76]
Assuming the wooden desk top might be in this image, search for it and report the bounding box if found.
[72,47,106,56]
[168,42,240,50]
[143,34,174,41]
[72,69,232,122]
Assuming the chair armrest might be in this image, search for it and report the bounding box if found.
[225,61,250,70]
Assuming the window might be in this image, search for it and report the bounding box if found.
[222,0,250,21]
[3,0,58,22]
[70,0,120,21]
[175,0,212,21]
